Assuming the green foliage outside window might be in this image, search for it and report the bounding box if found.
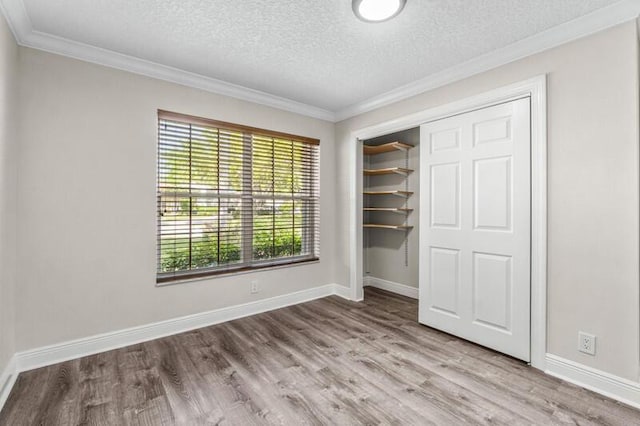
[160,228,303,272]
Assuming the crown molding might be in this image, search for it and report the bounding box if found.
[334,0,640,121]
[0,0,30,40]
[1,0,639,123]
[0,0,335,122]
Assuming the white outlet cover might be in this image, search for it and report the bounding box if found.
[578,331,596,355]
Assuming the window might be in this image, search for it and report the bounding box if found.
[157,110,319,283]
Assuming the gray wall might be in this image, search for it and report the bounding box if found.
[0,13,17,375]
[336,21,640,381]
[15,48,338,351]
[363,128,420,288]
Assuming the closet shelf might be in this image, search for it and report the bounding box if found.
[364,208,413,213]
[363,190,413,198]
[363,224,413,230]
[364,167,413,176]
[363,141,413,155]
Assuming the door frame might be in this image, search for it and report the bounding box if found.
[348,75,547,370]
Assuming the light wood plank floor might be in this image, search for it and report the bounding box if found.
[1,288,639,425]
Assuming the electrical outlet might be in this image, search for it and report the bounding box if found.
[250,280,259,294]
[578,331,596,355]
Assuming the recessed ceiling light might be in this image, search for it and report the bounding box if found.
[352,0,407,23]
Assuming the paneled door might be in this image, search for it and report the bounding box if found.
[419,98,531,361]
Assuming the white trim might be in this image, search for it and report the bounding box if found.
[364,276,419,299]
[0,0,30,41]
[1,0,638,122]
[4,293,639,412]
[349,75,548,370]
[349,138,365,302]
[0,355,17,411]
[13,284,352,373]
[335,0,640,120]
[332,283,353,300]
[0,1,334,122]
[529,76,548,370]
[546,354,640,410]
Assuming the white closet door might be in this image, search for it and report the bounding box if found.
[419,98,531,361]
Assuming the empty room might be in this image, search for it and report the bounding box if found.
[1,0,640,424]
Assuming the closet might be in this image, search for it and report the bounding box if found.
[360,97,533,363]
[362,128,420,294]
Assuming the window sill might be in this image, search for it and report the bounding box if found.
[156,257,320,287]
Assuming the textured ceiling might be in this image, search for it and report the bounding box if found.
[24,0,622,112]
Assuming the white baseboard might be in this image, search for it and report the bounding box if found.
[7,286,640,414]
[545,354,640,410]
[14,283,351,374]
[0,355,17,412]
[332,284,352,300]
[364,276,419,299]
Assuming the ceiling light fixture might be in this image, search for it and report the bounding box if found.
[352,0,407,23]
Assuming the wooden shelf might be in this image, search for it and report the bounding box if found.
[364,167,413,176]
[362,141,412,234]
[363,141,413,155]
[364,208,413,213]
[363,190,413,198]
[363,224,413,230]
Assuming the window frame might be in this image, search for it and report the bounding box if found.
[156,110,320,284]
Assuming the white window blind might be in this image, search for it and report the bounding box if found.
[157,110,319,283]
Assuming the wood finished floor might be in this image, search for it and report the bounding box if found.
[1,288,639,425]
